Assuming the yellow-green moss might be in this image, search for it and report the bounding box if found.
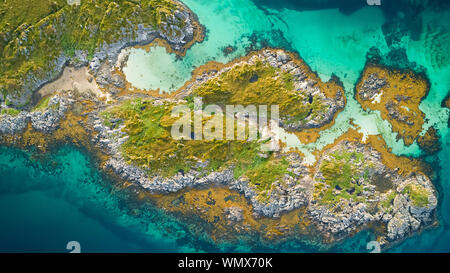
[104,99,255,173]
[101,98,292,197]
[33,96,52,111]
[191,59,327,126]
[243,158,290,198]
[316,150,368,204]
[0,0,187,98]
[0,108,21,116]
[380,190,396,210]
[403,184,430,207]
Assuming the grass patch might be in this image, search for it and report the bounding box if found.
[380,190,396,210]
[33,96,51,111]
[243,158,289,197]
[102,98,291,197]
[316,150,368,204]
[0,108,21,116]
[103,99,267,179]
[192,59,328,125]
[403,184,430,207]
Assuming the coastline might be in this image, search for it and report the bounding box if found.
[0,54,438,250]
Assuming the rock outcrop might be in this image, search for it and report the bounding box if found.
[0,92,75,134]
[355,65,428,146]
[179,49,346,131]
[91,96,437,247]
[0,1,200,108]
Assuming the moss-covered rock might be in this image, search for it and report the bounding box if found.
[180,49,346,131]
[0,0,200,107]
[417,126,441,155]
[355,64,429,146]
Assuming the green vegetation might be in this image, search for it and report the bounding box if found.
[33,96,51,111]
[316,150,369,204]
[102,98,289,198]
[380,190,396,210]
[0,108,20,116]
[0,0,186,101]
[403,184,430,207]
[243,158,289,199]
[32,95,60,111]
[192,59,328,126]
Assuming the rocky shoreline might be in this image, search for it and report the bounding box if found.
[178,49,346,131]
[1,2,202,108]
[355,64,429,146]
[85,48,437,247]
[0,91,75,135]
[308,139,437,245]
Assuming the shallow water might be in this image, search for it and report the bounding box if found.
[0,0,449,252]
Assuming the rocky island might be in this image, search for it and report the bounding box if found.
[355,64,429,146]
[0,0,441,251]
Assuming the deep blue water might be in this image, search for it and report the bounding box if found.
[0,0,449,252]
[0,146,187,252]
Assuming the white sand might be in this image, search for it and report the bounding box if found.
[37,66,102,97]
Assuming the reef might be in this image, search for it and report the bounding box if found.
[444,95,450,109]
[355,64,429,146]
[417,127,441,155]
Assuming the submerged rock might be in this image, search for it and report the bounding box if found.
[358,73,386,100]
[224,207,244,223]
[417,126,441,155]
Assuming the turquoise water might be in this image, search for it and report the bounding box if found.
[0,0,449,252]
